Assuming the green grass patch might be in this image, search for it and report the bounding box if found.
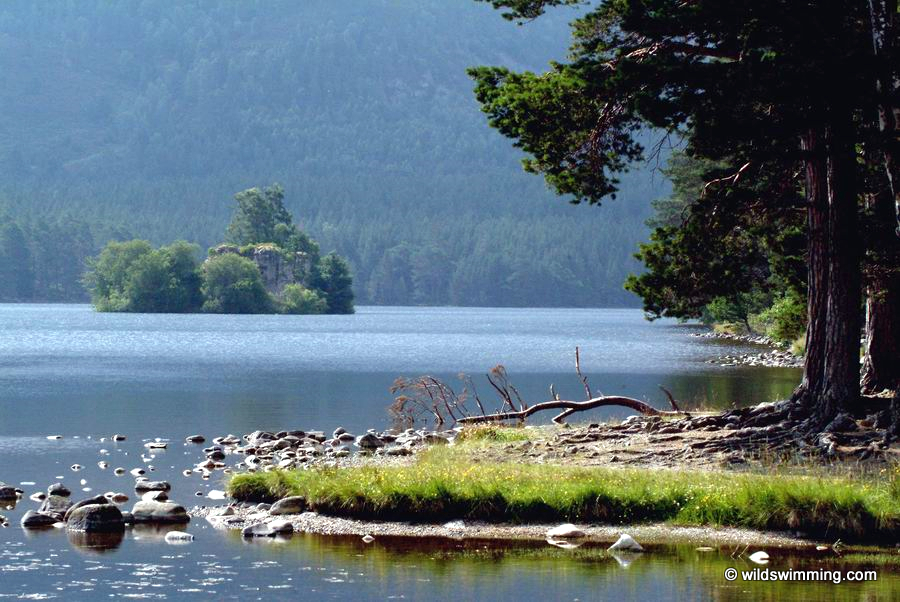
[228,448,900,544]
[454,425,539,444]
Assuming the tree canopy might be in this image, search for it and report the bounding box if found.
[471,0,900,430]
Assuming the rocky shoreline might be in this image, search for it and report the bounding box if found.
[190,502,826,550]
[691,331,803,368]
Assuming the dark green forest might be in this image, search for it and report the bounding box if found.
[0,0,664,307]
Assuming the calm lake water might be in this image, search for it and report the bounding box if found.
[3,304,893,600]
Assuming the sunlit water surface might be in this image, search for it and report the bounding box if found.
[2,305,886,600]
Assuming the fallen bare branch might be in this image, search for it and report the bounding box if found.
[458,395,684,425]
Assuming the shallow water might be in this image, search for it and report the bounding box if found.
[5,304,888,600]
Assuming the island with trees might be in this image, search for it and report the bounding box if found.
[83,184,354,314]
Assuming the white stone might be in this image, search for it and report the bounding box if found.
[608,533,643,552]
[164,531,194,544]
[748,551,769,564]
[546,523,586,539]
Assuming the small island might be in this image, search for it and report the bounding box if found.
[83,184,354,314]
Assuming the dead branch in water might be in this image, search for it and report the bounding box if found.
[390,348,687,428]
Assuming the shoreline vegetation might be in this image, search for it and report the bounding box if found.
[83,184,354,315]
[222,425,900,547]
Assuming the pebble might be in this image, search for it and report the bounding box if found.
[164,531,195,544]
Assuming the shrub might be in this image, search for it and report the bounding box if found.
[201,253,272,314]
[756,292,807,344]
[280,284,327,314]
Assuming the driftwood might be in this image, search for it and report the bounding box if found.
[390,347,688,428]
[457,394,683,425]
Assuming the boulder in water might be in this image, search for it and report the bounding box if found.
[66,504,125,533]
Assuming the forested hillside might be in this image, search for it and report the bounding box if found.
[0,0,664,306]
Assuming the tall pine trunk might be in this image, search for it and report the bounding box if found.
[815,120,862,425]
[795,122,863,429]
[795,129,829,407]
[862,188,900,395]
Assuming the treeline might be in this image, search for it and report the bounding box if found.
[0,0,658,307]
[0,215,132,302]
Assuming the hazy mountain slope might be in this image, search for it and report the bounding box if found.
[0,0,666,306]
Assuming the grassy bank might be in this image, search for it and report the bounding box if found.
[228,444,900,544]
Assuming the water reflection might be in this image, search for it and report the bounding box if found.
[67,529,124,554]
[224,533,899,602]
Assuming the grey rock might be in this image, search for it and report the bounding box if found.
[270,496,306,515]
[268,519,294,534]
[121,511,134,524]
[356,433,385,449]
[242,520,294,538]
[66,504,125,533]
[134,480,171,492]
[63,495,110,522]
[47,483,71,497]
[186,435,206,443]
[207,506,235,518]
[39,495,73,521]
[21,510,57,528]
[142,490,169,502]
[131,500,190,524]
[0,486,18,501]
[246,430,276,446]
